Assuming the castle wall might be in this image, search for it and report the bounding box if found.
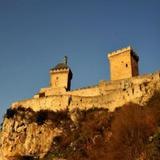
[39,87,67,96]
[66,86,100,97]
[11,71,160,112]
[35,85,100,97]
[11,95,70,112]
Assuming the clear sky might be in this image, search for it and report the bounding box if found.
[0,0,160,122]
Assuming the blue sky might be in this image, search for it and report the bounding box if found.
[0,0,160,122]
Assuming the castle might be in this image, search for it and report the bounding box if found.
[2,46,160,160]
[11,46,160,112]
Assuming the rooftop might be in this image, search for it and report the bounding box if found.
[51,63,69,70]
[50,56,71,71]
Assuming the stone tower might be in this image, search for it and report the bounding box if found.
[50,56,73,92]
[108,46,139,80]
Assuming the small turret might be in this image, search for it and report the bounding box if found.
[50,56,72,91]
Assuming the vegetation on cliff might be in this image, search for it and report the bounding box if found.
[1,92,160,160]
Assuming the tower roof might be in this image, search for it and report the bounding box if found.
[52,63,69,70]
[50,56,72,71]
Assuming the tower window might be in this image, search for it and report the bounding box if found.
[39,92,45,97]
[126,64,128,67]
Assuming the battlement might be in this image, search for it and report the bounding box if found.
[108,46,139,62]
[108,46,131,57]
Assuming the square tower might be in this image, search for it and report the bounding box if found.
[50,68,72,90]
[108,46,139,81]
[50,56,72,91]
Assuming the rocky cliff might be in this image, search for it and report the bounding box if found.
[1,92,160,160]
[1,71,160,160]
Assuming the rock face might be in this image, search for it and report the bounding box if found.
[1,97,160,160]
[0,106,115,160]
[0,108,64,160]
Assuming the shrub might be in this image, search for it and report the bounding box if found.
[35,111,47,125]
[19,156,36,160]
[5,108,16,118]
[145,128,160,159]
[108,103,156,160]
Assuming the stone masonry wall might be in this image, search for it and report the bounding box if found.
[11,71,160,112]
[11,95,70,112]
[66,86,100,97]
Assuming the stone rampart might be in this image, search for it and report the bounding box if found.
[11,71,160,112]
[11,95,69,112]
[66,85,100,96]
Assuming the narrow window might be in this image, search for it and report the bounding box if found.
[39,92,45,97]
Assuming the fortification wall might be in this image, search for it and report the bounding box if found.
[11,71,160,112]
[34,85,100,97]
[66,86,100,96]
[11,95,69,112]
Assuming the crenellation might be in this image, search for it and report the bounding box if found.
[108,46,132,57]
